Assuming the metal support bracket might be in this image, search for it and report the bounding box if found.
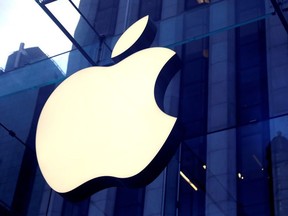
[35,0,98,66]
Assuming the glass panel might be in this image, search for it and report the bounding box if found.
[1,1,288,215]
[0,0,274,98]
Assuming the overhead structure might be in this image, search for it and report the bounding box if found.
[35,0,110,66]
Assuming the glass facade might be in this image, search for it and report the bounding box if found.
[0,0,288,215]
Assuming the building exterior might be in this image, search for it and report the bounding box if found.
[0,44,64,216]
[4,43,47,72]
[0,0,288,215]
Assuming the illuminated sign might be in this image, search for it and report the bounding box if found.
[36,15,182,201]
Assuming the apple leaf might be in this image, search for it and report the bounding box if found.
[111,15,156,62]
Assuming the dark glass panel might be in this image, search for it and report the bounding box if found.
[139,0,162,21]
[114,188,145,216]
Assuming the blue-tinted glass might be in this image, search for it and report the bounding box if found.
[185,0,209,10]
[179,40,208,138]
[237,122,271,215]
[139,0,162,21]
[236,21,268,125]
[1,0,288,215]
[114,188,145,216]
[62,198,89,216]
[179,138,206,216]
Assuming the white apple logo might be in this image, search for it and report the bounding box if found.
[36,15,182,201]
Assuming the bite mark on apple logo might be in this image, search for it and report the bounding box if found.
[36,15,182,201]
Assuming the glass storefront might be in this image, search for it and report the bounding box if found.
[0,0,288,215]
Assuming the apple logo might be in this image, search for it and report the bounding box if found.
[36,15,182,201]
